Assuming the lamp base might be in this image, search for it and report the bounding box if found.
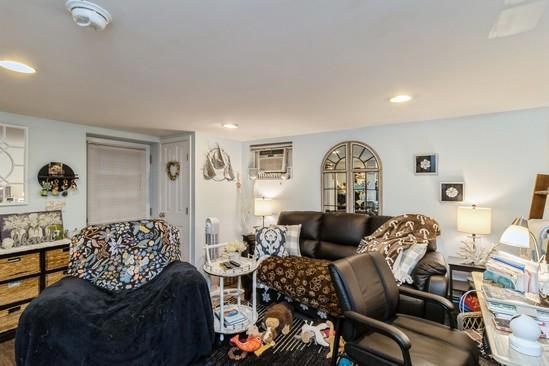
[510,334,542,357]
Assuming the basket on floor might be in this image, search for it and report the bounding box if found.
[457,290,484,332]
[457,311,484,332]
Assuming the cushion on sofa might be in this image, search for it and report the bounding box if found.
[255,226,289,258]
[278,211,323,257]
[284,224,302,256]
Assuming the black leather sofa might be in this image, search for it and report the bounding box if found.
[259,211,449,322]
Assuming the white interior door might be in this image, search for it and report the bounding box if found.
[159,139,190,261]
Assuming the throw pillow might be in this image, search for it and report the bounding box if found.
[391,243,428,285]
[255,226,289,259]
[284,224,302,257]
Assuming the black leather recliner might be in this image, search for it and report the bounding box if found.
[329,252,479,366]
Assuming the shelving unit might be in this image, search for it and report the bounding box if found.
[0,240,70,342]
[203,243,257,341]
[529,174,549,220]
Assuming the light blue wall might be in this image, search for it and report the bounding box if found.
[243,107,549,258]
[0,111,160,233]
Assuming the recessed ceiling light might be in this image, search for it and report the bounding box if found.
[0,60,36,74]
[389,95,412,103]
[223,123,239,129]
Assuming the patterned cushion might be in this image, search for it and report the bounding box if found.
[257,256,341,316]
[392,243,428,285]
[283,224,301,257]
[255,226,289,258]
[68,219,181,291]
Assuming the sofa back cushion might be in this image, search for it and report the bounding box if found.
[277,211,323,257]
[317,213,369,260]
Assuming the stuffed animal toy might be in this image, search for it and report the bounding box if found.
[246,324,263,339]
[254,341,275,357]
[230,334,262,353]
[296,321,330,347]
[262,302,293,344]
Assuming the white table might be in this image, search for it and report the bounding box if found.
[203,256,257,341]
[472,272,549,365]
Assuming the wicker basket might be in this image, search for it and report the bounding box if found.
[457,311,484,332]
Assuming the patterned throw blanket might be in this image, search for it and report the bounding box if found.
[356,214,440,267]
[69,219,181,291]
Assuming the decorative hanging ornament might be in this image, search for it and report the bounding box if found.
[203,144,235,182]
[166,161,181,181]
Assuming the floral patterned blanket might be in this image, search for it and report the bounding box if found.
[356,214,440,267]
[258,256,341,316]
[68,219,181,291]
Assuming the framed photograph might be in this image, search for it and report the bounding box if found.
[48,162,64,176]
[0,210,64,250]
[414,153,438,175]
[440,182,464,203]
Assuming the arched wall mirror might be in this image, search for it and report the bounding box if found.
[321,141,382,215]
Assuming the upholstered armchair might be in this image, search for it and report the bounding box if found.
[16,219,214,366]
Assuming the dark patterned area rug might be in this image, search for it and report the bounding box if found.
[205,303,331,366]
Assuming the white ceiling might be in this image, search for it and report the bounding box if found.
[1,0,548,141]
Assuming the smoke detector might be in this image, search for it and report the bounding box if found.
[65,0,112,31]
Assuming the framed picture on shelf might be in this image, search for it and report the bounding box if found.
[414,153,438,175]
[440,182,464,203]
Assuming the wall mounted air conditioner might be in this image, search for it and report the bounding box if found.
[249,142,292,180]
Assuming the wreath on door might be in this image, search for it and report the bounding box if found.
[166,161,181,181]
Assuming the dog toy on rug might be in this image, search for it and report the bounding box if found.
[296,321,331,347]
[262,302,293,344]
[326,320,345,359]
[254,341,275,357]
[230,334,262,353]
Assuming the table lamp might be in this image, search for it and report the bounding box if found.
[500,217,540,261]
[254,197,273,227]
[457,205,492,243]
[456,205,493,265]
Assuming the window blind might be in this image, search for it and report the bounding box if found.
[87,142,149,225]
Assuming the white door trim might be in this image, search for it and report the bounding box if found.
[159,136,193,263]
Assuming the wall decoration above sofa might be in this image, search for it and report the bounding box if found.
[203,144,235,182]
[440,182,465,202]
[0,210,64,250]
[414,153,438,175]
[37,162,79,197]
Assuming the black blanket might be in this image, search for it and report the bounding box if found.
[16,261,214,366]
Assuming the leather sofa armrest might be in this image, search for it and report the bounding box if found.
[413,251,447,291]
[344,311,412,366]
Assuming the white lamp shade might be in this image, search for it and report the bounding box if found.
[457,206,492,235]
[254,198,273,217]
[500,224,531,248]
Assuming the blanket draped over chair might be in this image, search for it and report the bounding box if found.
[16,219,214,366]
